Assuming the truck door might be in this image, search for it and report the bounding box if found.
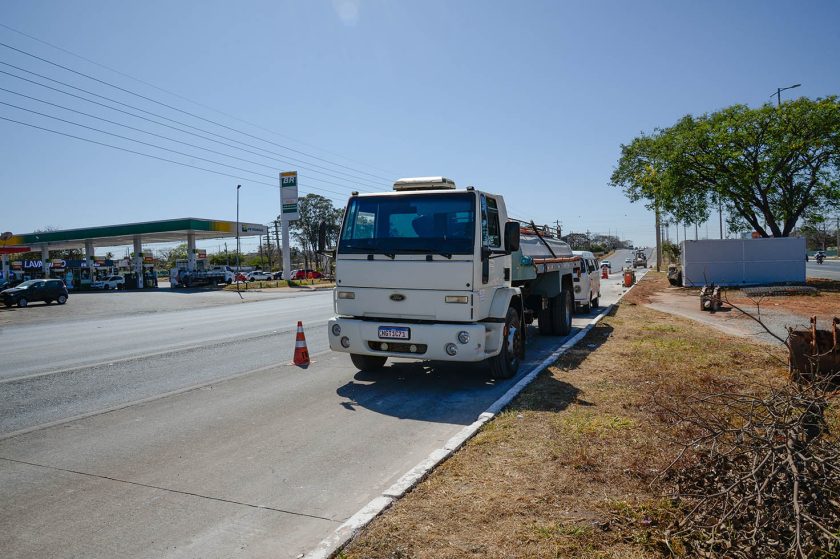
[480,194,505,288]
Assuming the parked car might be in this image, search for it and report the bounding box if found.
[290,269,323,280]
[246,271,273,281]
[1,279,69,308]
[272,271,285,280]
[91,275,125,290]
[572,251,601,313]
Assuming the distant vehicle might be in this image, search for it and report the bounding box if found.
[247,271,273,281]
[91,275,125,290]
[624,258,632,264]
[170,266,234,288]
[272,271,285,280]
[600,260,611,271]
[290,269,322,280]
[633,250,647,268]
[1,279,69,308]
[572,251,601,313]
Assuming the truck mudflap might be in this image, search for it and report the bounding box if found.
[328,317,501,362]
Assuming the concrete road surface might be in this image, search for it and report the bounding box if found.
[0,275,630,558]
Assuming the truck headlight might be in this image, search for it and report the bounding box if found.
[337,291,355,299]
[445,343,458,356]
[340,336,350,348]
[457,331,470,344]
[445,295,469,304]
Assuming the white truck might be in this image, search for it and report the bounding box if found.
[323,177,580,379]
[169,264,234,288]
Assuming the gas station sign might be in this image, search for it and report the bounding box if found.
[280,171,299,221]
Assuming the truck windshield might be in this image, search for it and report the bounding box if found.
[339,193,476,255]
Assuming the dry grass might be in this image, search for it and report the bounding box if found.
[338,275,796,559]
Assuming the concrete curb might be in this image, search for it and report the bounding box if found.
[304,273,645,559]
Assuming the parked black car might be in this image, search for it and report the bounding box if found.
[1,279,69,308]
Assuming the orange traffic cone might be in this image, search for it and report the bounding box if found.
[293,321,310,366]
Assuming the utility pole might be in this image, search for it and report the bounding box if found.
[265,230,272,270]
[236,185,241,292]
[655,202,662,272]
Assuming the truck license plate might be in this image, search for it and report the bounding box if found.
[378,326,410,340]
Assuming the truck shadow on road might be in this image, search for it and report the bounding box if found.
[334,324,612,424]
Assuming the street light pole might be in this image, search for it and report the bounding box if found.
[774,83,801,107]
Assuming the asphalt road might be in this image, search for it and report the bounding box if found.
[0,276,630,558]
[807,259,840,280]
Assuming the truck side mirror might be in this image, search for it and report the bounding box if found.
[504,222,520,254]
[317,221,327,253]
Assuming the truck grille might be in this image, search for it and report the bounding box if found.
[367,341,428,354]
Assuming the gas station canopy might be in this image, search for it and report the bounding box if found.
[4,218,268,250]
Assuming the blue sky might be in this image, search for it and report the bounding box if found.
[1,0,838,253]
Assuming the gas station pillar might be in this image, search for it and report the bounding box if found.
[187,232,196,272]
[84,240,94,274]
[1,254,9,281]
[41,245,50,278]
[133,236,144,289]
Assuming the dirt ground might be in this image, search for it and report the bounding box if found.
[337,276,807,558]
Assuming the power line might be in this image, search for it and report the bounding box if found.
[0,63,377,192]
[0,115,348,204]
[0,100,355,199]
[0,87,363,194]
[0,39,396,183]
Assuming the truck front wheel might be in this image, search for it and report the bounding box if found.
[350,353,387,371]
[489,306,522,379]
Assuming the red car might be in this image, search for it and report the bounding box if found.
[291,269,322,280]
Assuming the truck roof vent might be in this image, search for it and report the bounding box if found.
[393,177,456,191]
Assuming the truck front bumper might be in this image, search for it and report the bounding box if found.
[328,317,498,362]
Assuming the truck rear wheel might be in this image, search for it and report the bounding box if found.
[489,306,522,379]
[350,354,387,371]
[551,290,573,336]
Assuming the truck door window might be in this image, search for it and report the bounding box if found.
[481,195,501,248]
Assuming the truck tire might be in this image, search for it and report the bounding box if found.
[350,353,387,371]
[489,306,522,379]
[551,290,573,336]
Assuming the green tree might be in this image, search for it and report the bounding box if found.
[611,96,840,237]
[158,243,188,269]
[289,194,343,270]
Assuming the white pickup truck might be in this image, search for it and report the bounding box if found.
[323,177,579,379]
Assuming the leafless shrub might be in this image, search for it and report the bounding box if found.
[658,377,840,558]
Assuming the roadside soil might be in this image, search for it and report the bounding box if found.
[337,275,812,558]
[637,273,840,345]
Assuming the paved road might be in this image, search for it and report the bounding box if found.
[807,259,840,280]
[0,277,629,558]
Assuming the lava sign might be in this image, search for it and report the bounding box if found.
[280,171,299,221]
